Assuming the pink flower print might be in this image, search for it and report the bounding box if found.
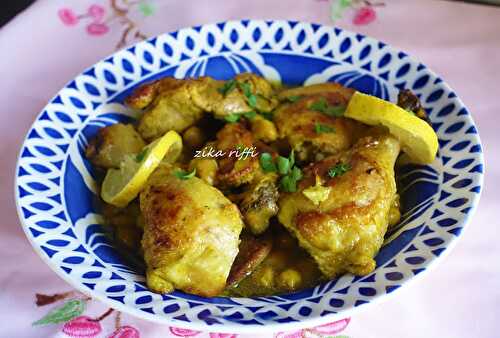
[88,4,106,22]
[353,6,377,25]
[274,330,304,338]
[108,325,140,338]
[58,8,79,26]
[86,22,110,36]
[311,318,350,335]
[62,316,102,337]
[169,326,201,337]
[209,334,238,338]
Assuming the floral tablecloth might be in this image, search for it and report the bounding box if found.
[1,0,499,337]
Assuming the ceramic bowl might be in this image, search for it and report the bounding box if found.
[15,20,484,333]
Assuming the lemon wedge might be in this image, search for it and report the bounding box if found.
[101,130,182,207]
[344,91,438,164]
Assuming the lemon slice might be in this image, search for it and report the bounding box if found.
[101,130,182,207]
[344,91,438,164]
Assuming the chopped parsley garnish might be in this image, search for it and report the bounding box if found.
[223,111,257,123]
[247,94,258,108]
[287,95,302,103]
[280,166,303,193]
[289,150,295,168]
[135,148,148,162]
[280,175,297,193]
[239,82,252,97]
[328,163,351,178]
[259,153,277,173]
[224,114,241,123]
[219,78,264,113]
[277,156,290,175]
[310,97,328,112]
[314,123,335,134]
[243,111,257,120]
[238,82,258,108]
[218,79,237,95]
[175,168,197,180]
[260,150,302,192]
[291,166,303,181]
[324,105,346,117]
[309,97,345,117]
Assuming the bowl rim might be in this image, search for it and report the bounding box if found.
[14,19,484,333]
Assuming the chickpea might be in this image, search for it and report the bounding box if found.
[183,126,206,149]
[190,158,218,185]
[388,206,401,227]
[258,266,275,288]
[278,269,302,290]
[251,116,278,142]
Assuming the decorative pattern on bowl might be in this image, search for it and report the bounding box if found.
[15,20,484,333]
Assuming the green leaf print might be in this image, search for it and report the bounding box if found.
[139,1,155,17]
[330,0,353,20]
[33,299,86,325]
[339,0,352,7]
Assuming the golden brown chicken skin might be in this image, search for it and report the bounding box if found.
[214,122,260,187]
[208,122,280,234]
[278,134,400,278]
[128,77,207,141]
[209,73,278,119]
[126,74,277,141]
[140,164,244,297]
[274,83,364,162]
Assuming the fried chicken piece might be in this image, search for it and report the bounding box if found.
[140,165,244,297]
[126,74,277,141]
[239,173,279,235]
[278,134,400,278]
[274,83,364,162]
[85,123,146,169]
[207,73,278,119]
[226,232,273,287]
[212,122,280,234]
[129,77,207,141]
[191,122,279,234]
[214,122,261,188]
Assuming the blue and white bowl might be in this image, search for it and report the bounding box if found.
[15,20,484,333]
